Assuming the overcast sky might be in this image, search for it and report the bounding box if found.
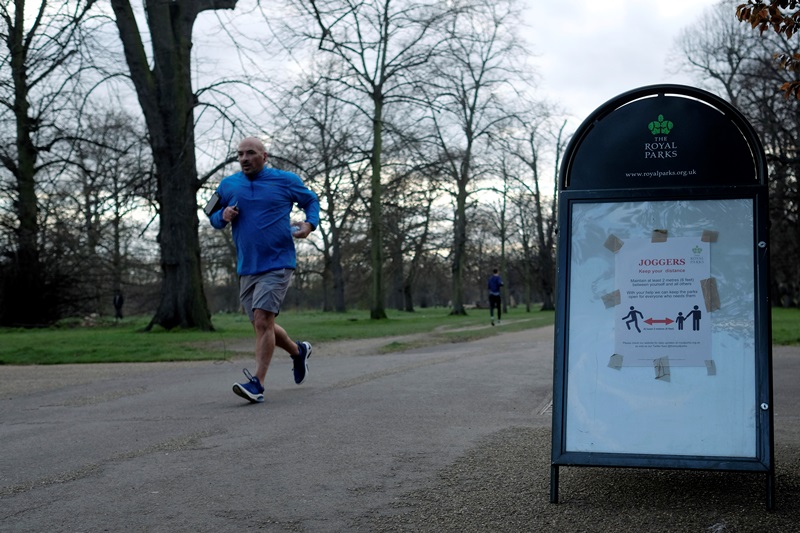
[187,0,731,164]
[526,0,723,126]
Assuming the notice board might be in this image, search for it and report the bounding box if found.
[550,85,774,508]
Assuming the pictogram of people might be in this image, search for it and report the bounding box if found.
[623,305,644,333]
[675,311,685,330]
[686,304,702,331]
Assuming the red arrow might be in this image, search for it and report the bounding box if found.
[644,317,674,325]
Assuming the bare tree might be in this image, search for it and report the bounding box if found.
[673,0,765,106]
[290,0,450,319]
[0,0,98,325]
[274,65,370,312]
[62,110,151,314]
[677,0,800,306]
[421,0,529,315]
[509,188,536,311]
[384,156,442,312]
[489,156,513,314]
[509,116,567,311]
[199,221,239,312]
[109,0,237,331]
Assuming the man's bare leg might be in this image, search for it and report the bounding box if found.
[252,309,277,384]
[274,323,300,357]
[252,313,305,382]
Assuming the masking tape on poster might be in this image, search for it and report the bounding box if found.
[608,229,718,248]
[653,356,670,382]
[651,229,668,243]
[701,277,721,312]
[608,354,623,370]
[601,290,621,308]
[604,234,624,253]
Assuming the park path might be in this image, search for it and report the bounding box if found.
[0,327,554,531]
[2,327,799,532]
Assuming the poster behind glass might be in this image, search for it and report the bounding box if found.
[565,199,756,457]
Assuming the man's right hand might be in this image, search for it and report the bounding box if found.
[223,205,239,223]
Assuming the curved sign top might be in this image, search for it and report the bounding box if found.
[561,85,767,190]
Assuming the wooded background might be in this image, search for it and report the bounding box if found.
[1,0,797,328]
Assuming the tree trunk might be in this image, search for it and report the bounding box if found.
[390,239,404,311]
[538,250,555,311]
[111,0,236,330]
[111,175,124,297]
[328,224,346,313]
[403,282,415,312]
[332,249,346,312]
[450,173,468,316]
[150,149,210,329]
[14,111,44,325]
[2,1,44,326]
[369,96,387,319]
[401,197,432,313]
[500,185,508,315]
[321,256,333,312]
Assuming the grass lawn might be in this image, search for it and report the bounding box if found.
[1,306,797,365]
[0,307,554,365]
[772,306,800,345]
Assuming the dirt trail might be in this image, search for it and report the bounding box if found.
[216,318,538,357]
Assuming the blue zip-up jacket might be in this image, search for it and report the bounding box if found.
[209,167,320,276]
[488,274,503,296]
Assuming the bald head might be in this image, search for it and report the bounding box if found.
[237,137,267,177]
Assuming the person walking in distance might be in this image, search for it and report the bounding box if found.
[488,268,503,326]
[113,290,124,321]
[208,136,320,403]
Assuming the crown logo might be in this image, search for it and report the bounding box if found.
[648,114,673,135]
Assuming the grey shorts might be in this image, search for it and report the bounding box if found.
[239,269,294,321]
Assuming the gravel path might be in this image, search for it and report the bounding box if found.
[353,345,800,533]
[353,425,800,532]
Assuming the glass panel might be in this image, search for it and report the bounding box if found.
[565,199,756,457]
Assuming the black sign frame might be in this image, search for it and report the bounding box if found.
[550,85,774,509]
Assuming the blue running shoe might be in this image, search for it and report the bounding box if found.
[292,341,312,385]
[232,368,264,403]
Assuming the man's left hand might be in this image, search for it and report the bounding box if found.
[292,222,314,239]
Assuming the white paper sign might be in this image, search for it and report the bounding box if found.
[614,237,711,366]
